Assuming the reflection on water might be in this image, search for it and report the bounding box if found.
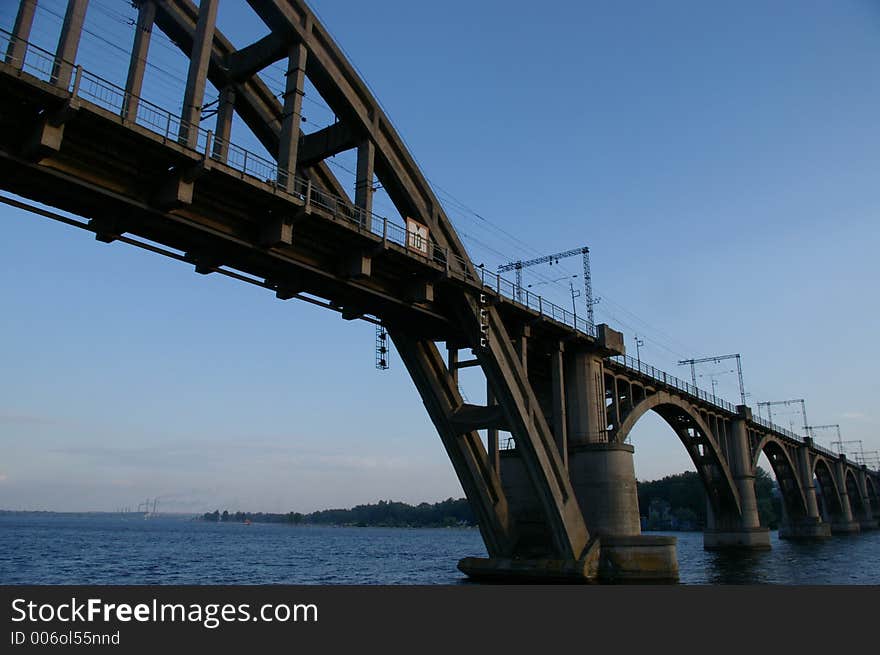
[1,514,878,584]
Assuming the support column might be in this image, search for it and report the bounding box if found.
[122,0,155,121]
[704,409,770,549]
[513,325,529,376]
[51,0,89,89]
[550,341,567,470]
[565,350,606,444]
[564,347,677,581]
[832,456,860,534]
[857,467,877,530]
[487,382,499,474]
[780,439,831,539]
[277,41,307,191]
[5,0,38,68]
[179,0,218,148]
[211,86,235,162]
[355,140,374,230]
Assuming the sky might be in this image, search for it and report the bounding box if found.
[0,0,878,513]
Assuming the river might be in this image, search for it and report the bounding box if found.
[1,514,878,584]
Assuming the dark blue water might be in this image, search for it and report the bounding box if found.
[1,514,878,584]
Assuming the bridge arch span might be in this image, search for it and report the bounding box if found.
[812,456,844,521]
[844,468,866,519]
[616,391,741,519]
[865,476,880,519]
[751,436,808,522]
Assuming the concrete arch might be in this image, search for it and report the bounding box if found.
[812,456,843,520]
[616,391,741,518]
[844,468,865,517]
[866,476,880,518]
[752,435,808,521]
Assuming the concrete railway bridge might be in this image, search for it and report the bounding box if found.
[1,0,877,582]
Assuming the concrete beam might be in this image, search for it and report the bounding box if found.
[565,350,607,444]
[260,215,295,248]
[450,403,510,433]
[277,41,307,191]
[297,121,360,169]
[390,331,516,557]
[273,274,304,300]
[88,215,125,243]
[152,0,351,201]
[5,0,38,69]
[22,119,65,162]
[224,31,287,81]
[446,345,459,385]
[244,0,476,269]
[405,280,434,304]
[51,0,89,89]
[186,251,221,275]
[550,341,568,469]
[211,86,235,163]
[342,252,371,279]
[122,0,156,121]
[355,139,375,226]
[179,0,218,147]
[341,306,365,321]
[597,323,625,356]
[487,382,500,473]
[154,175,194,210]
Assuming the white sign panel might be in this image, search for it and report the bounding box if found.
[406,217,430,256]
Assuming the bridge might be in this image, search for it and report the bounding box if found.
[1,0,877,582]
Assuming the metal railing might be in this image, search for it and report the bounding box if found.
[606,355,849,456]
[752,415,803,443]
[609,354,738,415]
[0,28,598,337]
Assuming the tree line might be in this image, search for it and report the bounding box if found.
[202,498,475,528]
[202,468,782,531]
[637,468,781,530]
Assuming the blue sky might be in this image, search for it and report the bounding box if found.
[0,0,878,512]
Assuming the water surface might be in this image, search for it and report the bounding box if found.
[1,514,878,584]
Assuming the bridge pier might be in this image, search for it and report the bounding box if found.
[829,456,861,535]
[703,412,771,550]
[856,468,878,530]
[564,349,678,582]
[779,440,831,539]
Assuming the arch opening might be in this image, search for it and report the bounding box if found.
[812,458,843,524]
[622,395,741,532]
[753,439,806,529]
[865,477,880,518]
[844,469,865,522]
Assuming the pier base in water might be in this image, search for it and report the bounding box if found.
[830,521,860,535]
[458,538,601,583]
[703,527,771,550]
[458,535,678,583]
[597,535,679,583]
[779,519,832,540]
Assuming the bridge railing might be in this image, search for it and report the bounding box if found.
[0,28,601,339]
[609,354,739,415]
[1,29,64,85]
[751,415,804,443]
